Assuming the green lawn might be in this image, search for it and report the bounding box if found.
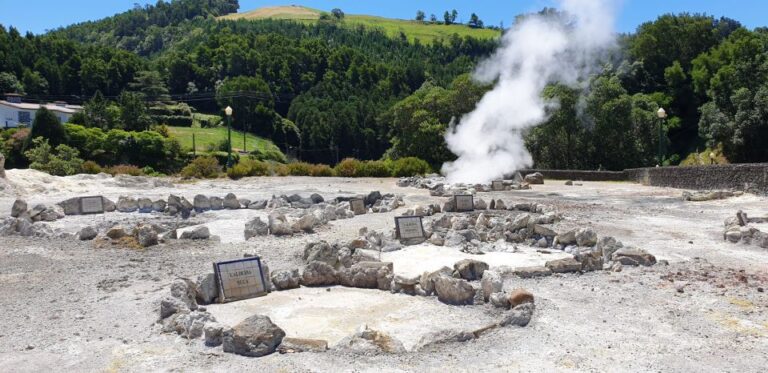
[167,126,282,155]
[220,6,501,44]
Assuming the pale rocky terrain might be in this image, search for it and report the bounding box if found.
[0,169,766,372]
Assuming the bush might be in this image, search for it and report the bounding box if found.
[334,158,361,177]
[250,147,287,163]
[81,160,102,174]
[226,163,251,179]
[181,156,221,179]
[226,157,271,179]
[287,162,313,176]
[107,164,144,176]
[209,151,240,166]
[24,138,84,176]
[272,163,289,176]
[359,160,392,177]
[309,164,334,177]
[391,157,431,177]
[151,124,171,137]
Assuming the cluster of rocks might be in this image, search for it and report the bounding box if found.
[683,190,743,202]
[723,211,768,248]
[78,222,210,247]
[397,173,533,196]
[0,199,68,238]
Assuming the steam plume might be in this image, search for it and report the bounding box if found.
[442,0,617,183]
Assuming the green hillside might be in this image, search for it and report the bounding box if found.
[167,126,284,157]
[219,5,501,43]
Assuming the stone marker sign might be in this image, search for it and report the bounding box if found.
[492,180,504,191]
[395,216,425,240]
[79,196,105,215]
[454,194,475,212]
[350,198,366,215]
[214,257,268,303]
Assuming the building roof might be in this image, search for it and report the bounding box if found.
[0,100,83,114]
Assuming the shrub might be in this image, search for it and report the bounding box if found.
[250,147,287,163]
[309,164,334,177]
[226,163,251,179]
[272,163,289,176]
[180,156,221,179]
[210,151,240,166]
[359,160,392,177]
[334,158,361,177]
[241,158,270,176]
[107,164,144,176]
[151,124,171,137]
[287,162,313,176]
[24,138,84,176]
[391,157,431,177]
[81,160,102,174]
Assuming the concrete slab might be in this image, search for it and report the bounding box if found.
[206,286,498,351]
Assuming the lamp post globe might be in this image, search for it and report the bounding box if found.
[656,107,667,166]
[225,106,233,169]
[657,107,667,119]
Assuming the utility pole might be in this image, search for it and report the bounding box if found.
[192,133,196,157]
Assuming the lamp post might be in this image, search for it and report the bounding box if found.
[656,107,667,167]
[225,106,233,169]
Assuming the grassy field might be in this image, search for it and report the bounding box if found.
[167,126,282,155]
[220,5,501,44]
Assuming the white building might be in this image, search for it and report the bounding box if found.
[1,94,83,129]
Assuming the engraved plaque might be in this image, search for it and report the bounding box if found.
[350,198,366,215]
[79,196,105,214]
[492,180,504,191]
[454,194,474,212]
[214,257,268,303]
[395,216,425,240]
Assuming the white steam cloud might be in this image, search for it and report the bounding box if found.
[442,0,617,183]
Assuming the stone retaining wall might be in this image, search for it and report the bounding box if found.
[519,164,768,193]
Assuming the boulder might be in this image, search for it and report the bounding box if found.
[77,226,98,241]
[507,288,534,308]
[575,228,598,247]
[508,213,530,232]
[574,250,603,271]
[271,269,301,290]
[555,229,577,245]
[524,172,544,184]
[481,270,503,300]
[292,213,317,233]
[475,198,487,210]
[597,236,623,263]
[103,197,116,212]
[301,261,338,286]
[490,292,510,308]
[545,257,582,273]
[244,217,269,240]
[339,262,393,290]
[453,259,489,281]
[193,195,211,212]
[137,198,154,213]
[106,226,127,240]
[494,199,506,210]
[278,337,329,353]
[136,225,158,247]
[434,276,475,305]
[303,241,339,267]
[58,197,80,215]
[195,273,218,304]
[180,226,210,240]
[222,315,285,357]
[248,200,267,210]
[513,266,552,278]
[500,303,535,327]
[204,322,227,347]
[365,191,383,206]
[420,266,453,295]
[612,247,656,266]
[209,196,224,210]
[223,193,240,209]
[310,193,325,204]
[11,199,27,218]
[152,199,166,212]
[533,224,557,237]
[268,213,293,236]
[116,196,138,213]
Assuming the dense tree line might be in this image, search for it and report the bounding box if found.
[2,1,768,171]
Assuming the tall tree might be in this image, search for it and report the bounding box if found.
[128,70,169,102]
[25,107,67,148]
[415,10,426,22]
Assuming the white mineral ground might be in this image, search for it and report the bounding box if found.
[0,169,767,372]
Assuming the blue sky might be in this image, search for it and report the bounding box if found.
[0,0,765,35]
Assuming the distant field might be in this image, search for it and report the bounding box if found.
[167,126,282,155]
[220,5,501,44]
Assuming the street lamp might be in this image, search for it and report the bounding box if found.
[656,107,667,167]
[225,106,233,169]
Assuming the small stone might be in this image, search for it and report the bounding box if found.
[77,226,98,241]
[180,226,210,240]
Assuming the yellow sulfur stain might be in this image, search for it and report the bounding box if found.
[728,298,755,311]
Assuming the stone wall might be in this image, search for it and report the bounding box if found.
[625,164,768,193]
[518,169,627,182]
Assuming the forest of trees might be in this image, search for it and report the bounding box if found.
[1,0,767,172]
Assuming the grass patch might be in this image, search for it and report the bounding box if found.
[220,6,501,44]
[167,126,284,156]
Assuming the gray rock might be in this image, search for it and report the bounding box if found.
[454,259,489,281]
[597,236,623,263]
[180,226,210,240]
[268,213,293,236]
[169,278,198,311]
[575,228,598,247]
[137,198,153,213]
[58,197,80,215]
[420,266,453,295]
[193,195,211,212]
[545,257,582,273]
[222,315,285,357]
[209,196,224,210]
[0,151,4,178]
[271,269,301,290]
[490,292,510,308]
[136,225,158,247]
[574,249,603,272]
[310,193,324,204]
[152,199,166,212]
[481,270,503,300]
[335,325,405,354]
[106,226,127,239]
[612,247,656,266]
[196,273,218,304]
[244,217,269,240]
[475,198,487,210]
[533,224,557,237]
[494,199,506,210]
[301,261,338,286]
[11,199,27,218]
[77,226,98,241]
[524,172,544,184]
[500,303,535,327]
[303,241,339,267]
[292,213,317,233]
[204,322,227,347]
[223,193,240,209]
[340,262,393,290]
[365,191,382,206]
[159,296,189,319]
[434,276,475,305]
[116,196,138,213]
[103,197,116,212]
[248,200,267,210]
[238,199,251,208]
